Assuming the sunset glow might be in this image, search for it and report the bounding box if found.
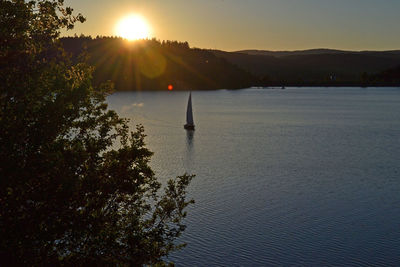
[115,14,151,41]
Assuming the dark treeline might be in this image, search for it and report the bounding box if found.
[61,36,400,90]
[61,36,255,90]
[212,49,400,87]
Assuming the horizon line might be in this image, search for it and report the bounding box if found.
[60,34,400,53]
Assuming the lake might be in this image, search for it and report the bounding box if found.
[107,87,400,266]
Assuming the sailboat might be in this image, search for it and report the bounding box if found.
[184,92,195,130]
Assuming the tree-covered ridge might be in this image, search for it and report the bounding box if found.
[61,36,400,89]
[61,36,256,91]
[212,49,400,86]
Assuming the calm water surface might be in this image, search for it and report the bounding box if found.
[107,87,400,266]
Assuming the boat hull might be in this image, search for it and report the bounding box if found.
[184,124,195,130]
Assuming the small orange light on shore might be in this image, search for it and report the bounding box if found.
[168,84,173,91]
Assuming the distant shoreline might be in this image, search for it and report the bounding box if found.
[254,82,400,88]
[61,37,400,92]
[112,86,400,93]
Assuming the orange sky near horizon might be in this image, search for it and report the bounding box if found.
[64,0,400,52]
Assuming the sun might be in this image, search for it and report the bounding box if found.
[116,14,151,41]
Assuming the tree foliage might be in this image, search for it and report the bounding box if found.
[0,0,194,265]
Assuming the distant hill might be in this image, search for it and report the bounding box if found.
[212,49,400,85]
[60,37,400,89]
[60,37,256,91]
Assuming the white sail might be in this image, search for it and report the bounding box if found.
[186,92,194,127]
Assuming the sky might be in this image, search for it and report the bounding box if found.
[64,0,400,51]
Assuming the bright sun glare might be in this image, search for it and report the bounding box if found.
[116,14,151,41]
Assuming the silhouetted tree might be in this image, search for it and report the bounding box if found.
[0,0,194,265]
[60,36,256,91]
